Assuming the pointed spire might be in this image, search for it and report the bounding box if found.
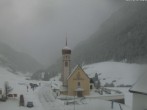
[62,32,71,54]
[66,32,67,46]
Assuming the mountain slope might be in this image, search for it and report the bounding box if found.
[72,2,147,66]
[33,2,147,79]
[0,42,42,73]
[83,62,147,86]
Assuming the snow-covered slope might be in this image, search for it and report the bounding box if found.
[0,67,45,110]
[0,67,29,97]
[0,67,23,88]
[83,62,147,86]
[0,67,25,81]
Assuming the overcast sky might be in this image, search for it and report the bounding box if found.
[0,0,125,66]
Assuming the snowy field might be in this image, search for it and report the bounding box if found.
[0,67,41,110]
[83,62,147,86]
[110,87,133,108]
[82,62,147,109]
[0,62,146,110]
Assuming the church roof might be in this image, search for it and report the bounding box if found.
[67,65,89,80]
[62,47,71,54]
[129,73,147,95]
[62,36,71,51]
[62,46,71,50]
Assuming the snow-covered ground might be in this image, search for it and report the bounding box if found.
[82,62,147,109]
[0,67,43,110]
[110,87,133,108]
[83,62,147,86]
[1,62,146,110]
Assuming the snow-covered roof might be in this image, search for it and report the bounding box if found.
[51,84,59,90]
[129,73,147,95]
[67,65,89,80]
[51,82,61,90]
[62,46,71,50]
[75,87,84,91]
[60,86,68,92]
[67,65,78,79]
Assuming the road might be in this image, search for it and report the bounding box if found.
[37,84,72,110]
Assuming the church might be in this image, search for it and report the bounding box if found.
[60,39,90,97]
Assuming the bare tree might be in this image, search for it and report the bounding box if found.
[4,81,13,99]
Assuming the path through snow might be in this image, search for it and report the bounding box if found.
[37,83,72,110]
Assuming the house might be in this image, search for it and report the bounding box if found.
[129,73,147,110]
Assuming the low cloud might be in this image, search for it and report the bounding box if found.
[0,0,125,66]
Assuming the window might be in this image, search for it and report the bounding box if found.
[65,61,68,67]
[77,82,80,87]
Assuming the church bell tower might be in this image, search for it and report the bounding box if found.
[62,37,71,86]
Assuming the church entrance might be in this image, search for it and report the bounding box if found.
[77,91,83,97]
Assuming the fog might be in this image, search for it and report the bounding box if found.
[0,0,124,66]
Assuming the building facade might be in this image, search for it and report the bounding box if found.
[61,39,90,97]
[67,65,90,97]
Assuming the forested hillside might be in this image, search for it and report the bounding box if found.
[0,42,42,74]
[72,2,147,66]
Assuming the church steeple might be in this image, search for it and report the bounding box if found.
[62,35,71,86]
[62,36,71,54]
[66,33,67,46]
